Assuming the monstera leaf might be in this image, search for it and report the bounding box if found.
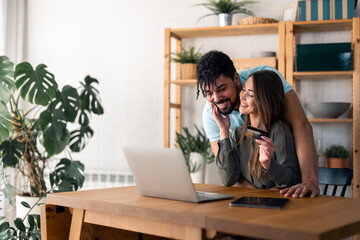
[0,56,14,104]
[42,119,70,156]
[80,76,104,115]
[69,125,94,152]
[14,62,58,106]
[0,101,12,144]
[50,158,84,192]
[47,85,80,123]
[0,139,24,167]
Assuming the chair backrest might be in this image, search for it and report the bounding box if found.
[318,167,353,197]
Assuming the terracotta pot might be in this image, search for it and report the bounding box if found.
[180,63,197,79]
[327,158,347,168]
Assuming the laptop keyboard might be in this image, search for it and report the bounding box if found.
[196,191,222,200]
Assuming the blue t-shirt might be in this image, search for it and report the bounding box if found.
[203,65,294,142]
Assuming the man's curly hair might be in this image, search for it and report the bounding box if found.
[196,50,236,99]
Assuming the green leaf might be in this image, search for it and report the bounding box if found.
[38,110,52,130]
[40,179,47,192]
[14,218,25,232]
[0,228,15,240]
[14,62,58,106]
[31,186,40,197]
[80,76,104,115]
[0,222,9,233]
[27,215,35,231]
[0,139,24,167]
[0,101,12,143]
[0,56,14,103]
[43,126,70,156]
[20,201,31,208]
[47,86,80,122]
[69,125,94,152]
[52,158,85,191]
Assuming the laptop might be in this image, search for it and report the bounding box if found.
[122,147,234,203]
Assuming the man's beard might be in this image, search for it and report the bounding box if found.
[214,98,237,115]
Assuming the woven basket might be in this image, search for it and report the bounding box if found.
[238,17,279,25]
[181,63,197,79]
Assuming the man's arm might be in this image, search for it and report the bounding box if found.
[280,90,319,198]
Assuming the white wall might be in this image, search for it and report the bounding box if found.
[23,0,352,174]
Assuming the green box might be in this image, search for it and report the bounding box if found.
[296,43,352,71]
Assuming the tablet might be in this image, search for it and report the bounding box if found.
[229,197,289,209]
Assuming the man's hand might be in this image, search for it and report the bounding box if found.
[280,181,320,198]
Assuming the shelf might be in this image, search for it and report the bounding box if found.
[293,19,353,33]
[309,118,352,123]
[169,79,197,85]
[293,71,353,80]
[169,23,280,39]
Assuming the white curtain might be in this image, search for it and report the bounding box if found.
[3,0,26,64]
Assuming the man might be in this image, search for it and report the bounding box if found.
[196,50,319,198]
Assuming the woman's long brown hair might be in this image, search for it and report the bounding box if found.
[239,70,286,181]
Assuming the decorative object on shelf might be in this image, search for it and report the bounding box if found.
[195,0,258,27]
[316,139,327,167]
[237,16,278,25]
[172,47,202,79]
[296,42,351,71]
[250,51,276,58]
[175,125,214,183]
[325,144,349,168]
[305,102,351,118]
[0,56,104,238]
[280,2,299,22]
[298,0,355,21]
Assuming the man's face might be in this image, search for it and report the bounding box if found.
[204,73,241,115]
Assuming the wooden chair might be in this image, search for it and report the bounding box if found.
[318,167,353,197]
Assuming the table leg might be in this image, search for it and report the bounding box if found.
[69,208,85,240]
[185,226,202,240]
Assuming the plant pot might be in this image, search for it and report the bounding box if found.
[189,152,205,184]
[180,63,197,79]
[16,195,46,220]
[327,158,347,168]
[218,13,232,26]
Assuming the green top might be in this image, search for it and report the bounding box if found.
[216,121,301,189]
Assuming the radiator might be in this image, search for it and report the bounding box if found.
[82,170,135,190]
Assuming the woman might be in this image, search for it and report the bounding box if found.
[212,70,301,189]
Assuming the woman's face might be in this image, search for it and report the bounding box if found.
[239,76,258,116]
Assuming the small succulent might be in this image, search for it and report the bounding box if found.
[172,47,203,64]
[195,0,258,23]
[325,145,350,158]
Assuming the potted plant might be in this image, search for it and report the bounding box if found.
[172,47,202,80]
[175,125,214,183]
[0,56,103,238]
[195,0,258,26]
[325,144,349,168]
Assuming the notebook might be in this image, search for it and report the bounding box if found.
[122,147,234,203]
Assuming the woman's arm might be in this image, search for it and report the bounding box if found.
[256,122,301,189]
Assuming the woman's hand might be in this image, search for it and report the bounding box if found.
[255,136,275,170]
[211,103,230,140]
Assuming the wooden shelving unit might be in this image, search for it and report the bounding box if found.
[164,23,286,148]
[285,18,360,198]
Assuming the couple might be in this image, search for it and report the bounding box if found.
[196,50,319,198]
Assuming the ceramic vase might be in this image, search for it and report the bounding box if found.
[189,152,205,184]
[327,158,347,168]
[218,13,232,26]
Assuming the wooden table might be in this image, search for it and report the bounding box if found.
[40,184,360,240]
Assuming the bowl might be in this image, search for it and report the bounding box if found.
[305,102,351,118]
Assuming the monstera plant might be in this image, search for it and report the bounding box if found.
[0,56,103,239]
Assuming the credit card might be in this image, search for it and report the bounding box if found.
[245,126,268,139]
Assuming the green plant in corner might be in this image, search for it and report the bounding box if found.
[195,0,258,23]
[0,56,104,239]
[172,47,203,64]
[325,145,349,158]
[175,125,214,173]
